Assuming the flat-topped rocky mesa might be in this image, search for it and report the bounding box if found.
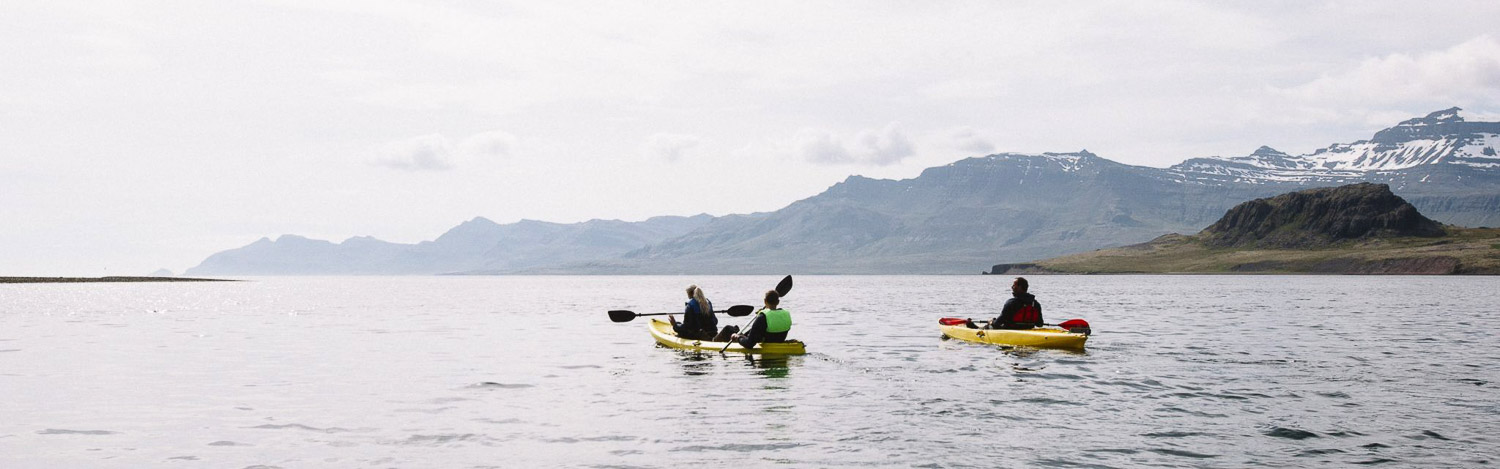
[1200,183,1445,248]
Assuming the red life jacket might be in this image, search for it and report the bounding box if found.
[1013,303,1040,324]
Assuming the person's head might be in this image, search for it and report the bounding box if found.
[764,290,780,309]
[1012,277,1029,294]
[686,285,698,298]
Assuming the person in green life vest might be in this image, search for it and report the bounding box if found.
[730,290,792,349]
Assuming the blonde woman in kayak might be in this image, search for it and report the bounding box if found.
[729,290,792,349]
[667,285,717,340]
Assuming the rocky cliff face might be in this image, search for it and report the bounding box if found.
[1199,183,1445,248]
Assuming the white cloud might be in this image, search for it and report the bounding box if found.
[459,130,516,159]
[795,123,915,166]
[794,130,851,165]
[372,134,455,171]
[949,127,995,155]
[1277,35,1500,106]
[372,130,517,171]
[642,133,705,162]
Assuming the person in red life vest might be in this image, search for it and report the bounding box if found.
[970,277,1043,329]
[729,290,793,349]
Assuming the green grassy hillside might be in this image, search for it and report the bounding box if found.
[994,227,1500,274]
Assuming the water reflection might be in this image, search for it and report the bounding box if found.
[673,350,716,376]
[744,355,792,379]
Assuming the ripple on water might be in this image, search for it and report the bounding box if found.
[207,441,250,446]
[672,442,806,453]
[1156,406,1229,418]
[1264,426,1320,440]
[468,382,534,389]
[392,433,502,446]
[1033,457,1127,468]
[1408,430,1451,441]
[37,429,116,435]
[248,424,357,433]
[1004,397,1084,406]
[1142,431,1210,438]
[1354,458,1398,465]
[1148,448,1219,459]
[1296,448,1346,456]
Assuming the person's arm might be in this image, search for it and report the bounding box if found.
[670,301,694,333]
[736,314,766,349]
[992,298,1019,328]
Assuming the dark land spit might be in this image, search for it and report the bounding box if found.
[1,276,235,284]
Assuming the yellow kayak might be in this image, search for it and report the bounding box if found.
[648,318,806,355]
[939,324,1088,350]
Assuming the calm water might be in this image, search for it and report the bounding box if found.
[2,275,1498,468]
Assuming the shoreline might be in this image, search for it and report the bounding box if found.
[0,276,236,284]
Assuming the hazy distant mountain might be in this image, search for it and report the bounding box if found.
[188,108,1500,275]
[184,215,712,275]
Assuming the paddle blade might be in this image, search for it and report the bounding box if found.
[938,317,969,326]
[1058,319,1090,330]
[775,275,793,297]
[608,310,638,323]
[725,305,754,317]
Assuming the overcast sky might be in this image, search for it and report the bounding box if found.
[4,1,1500,275]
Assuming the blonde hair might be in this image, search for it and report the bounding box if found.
[686,285,712,314]
[693,286,712,314]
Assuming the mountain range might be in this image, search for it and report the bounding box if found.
[186,108,1500,275]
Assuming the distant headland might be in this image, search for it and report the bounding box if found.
[990,183,1500,275]
[0,276,235,284]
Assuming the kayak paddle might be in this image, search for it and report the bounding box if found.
[609,304,754,323]
[720,275,794,353]
[938,317,1091,332]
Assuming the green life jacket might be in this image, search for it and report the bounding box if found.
[762,308,791,333]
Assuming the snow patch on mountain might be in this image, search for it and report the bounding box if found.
[1172,108,1500,182]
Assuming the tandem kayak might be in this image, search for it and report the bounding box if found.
[648,318,806,355]
[939,324,1088,350]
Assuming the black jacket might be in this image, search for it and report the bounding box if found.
[991,292,1042,329]
[672,298,717,340]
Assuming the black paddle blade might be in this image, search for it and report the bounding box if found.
[725,305,754,317]
[608,310,637,323]
[775,275,793,297]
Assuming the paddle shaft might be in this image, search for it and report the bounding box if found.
[963,319,1069,326]
[941,317,1086,330]
[636,310,737,318]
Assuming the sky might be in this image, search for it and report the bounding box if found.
[3,1,1500,276]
